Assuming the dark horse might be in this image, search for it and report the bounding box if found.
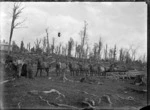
[35,59,51,77]
[68,62,80,76]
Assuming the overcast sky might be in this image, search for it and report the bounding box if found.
[0,2,147,58]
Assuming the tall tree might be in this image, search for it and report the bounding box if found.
[104,44,108,61]
[68,37,74,57]
[8,3,26,53]
[109,48,113,61]
[93,43,98,59]
[51,37,55,54]
[45,28,50,54]
[42,37,47,53]
[20,40,24,52]
[27,42,31,52]
[75,42,78,58]
[80,21,88,58]
[119,48,123,62]
[113,44,117,61]
[34,38,42,54]
[12,41,19,53]
[85,43,89,59]
[98,37,102,60]
[58,42,62,55]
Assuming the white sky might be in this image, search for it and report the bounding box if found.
[0,2,147,59]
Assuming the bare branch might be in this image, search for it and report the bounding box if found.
[15,7,24,17]
[15,26,28,29]
[14,18,27,28]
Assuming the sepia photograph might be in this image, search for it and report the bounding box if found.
[0,2,147,109]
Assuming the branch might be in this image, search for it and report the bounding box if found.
[14,18,26,28]
[15,5,24,17]
[15,26,28,29]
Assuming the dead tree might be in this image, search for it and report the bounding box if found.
[51,37,55,54]
[20,40,24,53]
[42,37,47,53]
[34,38,42,54]
[65,43,68,56]
[113,44,117,62]
[85,43,89,59]
[98,37,102,60]
[62,46,66,56]
[80,21,88,58]
[8,3,26,54]
[108,48,113,62]
[55,46,59,55]
[76,45,82,58]
[119,48,124,62]
[129,45,139,62]
[93,43,98,59]
[124,49,132,64]
[75,42,78,58]
[68,37,74,57]
[27,43,31,52]
[104,44,108,61]
[58,42,62,55]
[45,28,50,54]
[12,41,19,53]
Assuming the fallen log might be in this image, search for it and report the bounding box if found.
[0,78,15,84]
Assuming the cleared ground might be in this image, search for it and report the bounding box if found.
[1,66,147,109]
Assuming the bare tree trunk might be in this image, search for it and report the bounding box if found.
[104,44,108,61]
[45,28,50,55]
[8,18,15,54]
[8,3,25,54]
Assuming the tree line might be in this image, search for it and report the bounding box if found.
[8,3,147,68]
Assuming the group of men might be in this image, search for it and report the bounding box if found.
[5,58,34,79]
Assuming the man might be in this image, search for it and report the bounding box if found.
[17,59,24,78]
[56,60,61,76]
[35,59,42,77]
[27,60,34,79]
[21,62,27,77]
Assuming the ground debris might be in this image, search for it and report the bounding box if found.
[97,82,103,85]
[42,89,65,99]
[76,90,99,98]
[39,95,79,109]
[18,102,21,109]
[0,78,15,84]
[59,73,74,83]
[39,96,56,106]
[99,95,112,105]
[28,90,39,95]
[80,76,97,84]
[84,98,95,106]
[116,94,135,101]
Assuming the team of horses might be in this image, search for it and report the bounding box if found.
[34,59,107,77]
[5,56,127,78]
[68,62,106,76]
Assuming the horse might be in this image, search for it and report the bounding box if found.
[97,65,106,76]
[89,64,98,76]
[80,64,90,76]
[68,62,80,76]
[35,59,51,77]
[55,61,68,76]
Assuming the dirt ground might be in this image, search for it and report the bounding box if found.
[1,66,147,110]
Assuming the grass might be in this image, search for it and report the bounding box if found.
[1,66,147,109]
